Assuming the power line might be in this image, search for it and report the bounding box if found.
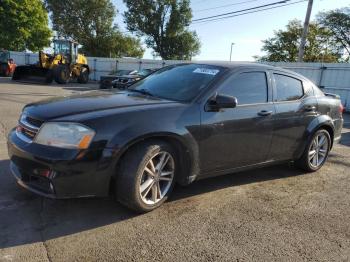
[192,0,291,22]
[192,0,307,25]
[193,0,260,13]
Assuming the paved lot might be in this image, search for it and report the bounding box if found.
[0,77,350,262]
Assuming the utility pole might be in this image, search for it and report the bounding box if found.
[298,0,313,62]
[229,43,235,61]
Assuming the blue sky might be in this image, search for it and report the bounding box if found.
[113,0,350,61]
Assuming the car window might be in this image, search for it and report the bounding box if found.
[219,72,268,105]
[138,69,153,77]
[274,74,304,102]
[114,70,133,76]
[130,64,224,102]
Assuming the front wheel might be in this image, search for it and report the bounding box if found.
[54,65,70,84]
[296,129,331,172]
[116,141,177,212]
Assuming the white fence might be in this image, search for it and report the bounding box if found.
[7,51,350,110]
[265,62,350,111]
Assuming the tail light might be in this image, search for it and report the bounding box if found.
[339,104,344,114]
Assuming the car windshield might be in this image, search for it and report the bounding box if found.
[129,64,223,102]
[114,70,134,76]
[137,69,153,77]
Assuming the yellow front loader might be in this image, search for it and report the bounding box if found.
[12,39,90,84]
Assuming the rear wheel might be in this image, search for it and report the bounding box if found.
[77,67,89,84]
[296,129,331,172]
[54,65,70,84]
[116,141,177,212]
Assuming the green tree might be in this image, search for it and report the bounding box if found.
[123,0,201,60]
[45,0,144,58]
[318,8,350,58]
[255,20,342,62]
[0,0,51,51]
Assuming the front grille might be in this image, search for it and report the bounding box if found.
[16,114,43,143]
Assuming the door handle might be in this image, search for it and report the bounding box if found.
[258,110,273,116]
[304,105,316,112]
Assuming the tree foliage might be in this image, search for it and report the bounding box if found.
[45,0,144,58]
[255,20,343,62]
[317,7,350,58]
[123,0,201,60]
[0,0,51,52]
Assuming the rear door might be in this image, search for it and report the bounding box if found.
[199,69,275,173]
[269,72,318,161]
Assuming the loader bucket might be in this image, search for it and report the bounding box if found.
[12,65,53,84]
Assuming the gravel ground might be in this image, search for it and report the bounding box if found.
[0,77,350,262]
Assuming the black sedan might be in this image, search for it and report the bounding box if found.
[99,69,137,89]
[111,68,156,89]
[7,63,344,212]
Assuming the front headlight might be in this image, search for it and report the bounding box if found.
[34,122,95,149]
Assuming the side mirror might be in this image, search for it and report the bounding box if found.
[206,93,238,111]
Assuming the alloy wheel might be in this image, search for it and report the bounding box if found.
[308,132,329,168]
[139,151,175,205]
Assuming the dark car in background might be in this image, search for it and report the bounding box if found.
[111,68,156,89]
[99,69,137,89]
[99,68,156,89]
[7,63,343,212]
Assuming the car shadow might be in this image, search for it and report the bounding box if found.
[0,158,307,249]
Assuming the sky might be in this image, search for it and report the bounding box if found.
[112,0,350,61]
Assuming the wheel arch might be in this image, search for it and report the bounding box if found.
[294,115,335,160]
[306,115,335,146]
[111,132,199,189]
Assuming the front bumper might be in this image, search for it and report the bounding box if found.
[7,129,116,199]
[10,161,57,198]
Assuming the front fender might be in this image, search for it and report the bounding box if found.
[96,105,201,185]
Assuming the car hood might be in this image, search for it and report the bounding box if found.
[23,90,176,121]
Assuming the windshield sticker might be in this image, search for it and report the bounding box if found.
[193,68,219,75]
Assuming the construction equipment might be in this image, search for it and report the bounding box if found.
[12,39,90,84]
[0,50,16,77]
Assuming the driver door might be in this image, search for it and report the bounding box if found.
[199,70,275,174]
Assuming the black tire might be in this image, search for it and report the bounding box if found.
[77,67,89,84]
[54,65,70,84]
[296,129,331,172]
[116,141,177,213]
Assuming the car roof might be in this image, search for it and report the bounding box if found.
[191,61,306,80]
[192,61,276,70]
